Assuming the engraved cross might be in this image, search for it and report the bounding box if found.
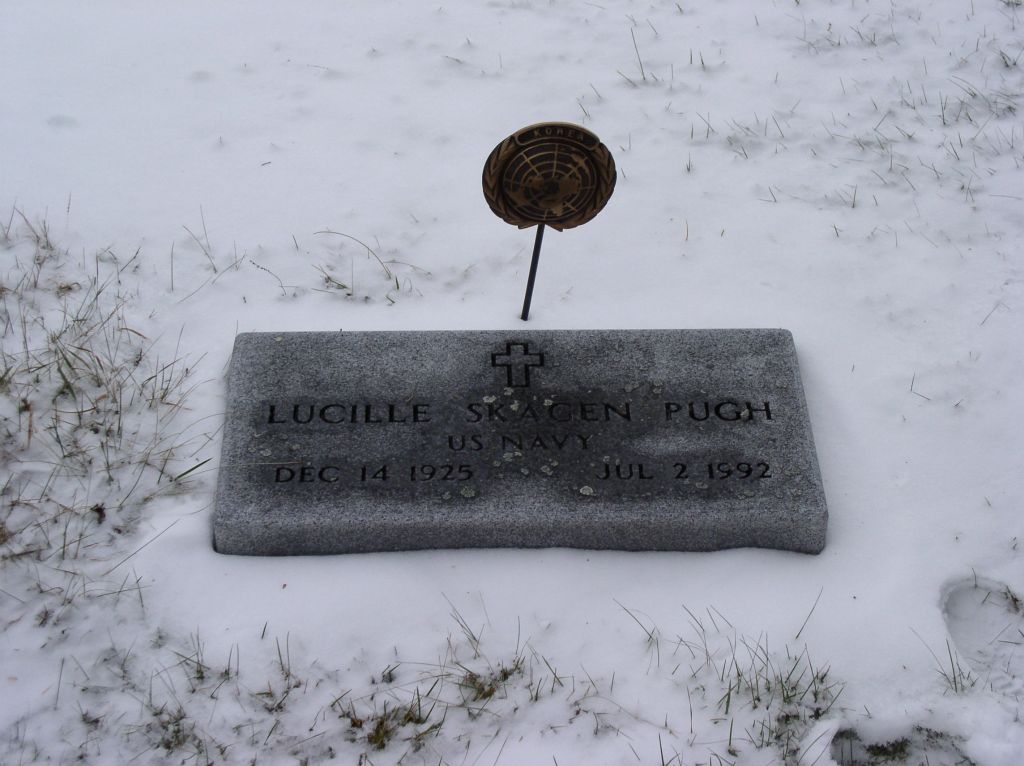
[491,342,544,388]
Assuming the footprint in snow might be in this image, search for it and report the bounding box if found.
[829,578,1022,765]
[942,576,1024,699]
[831,726,975,766]
[46,114,78,128]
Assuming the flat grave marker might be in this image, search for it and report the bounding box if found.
[213,329,828,555]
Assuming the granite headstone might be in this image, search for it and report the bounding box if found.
[213,329,828,555]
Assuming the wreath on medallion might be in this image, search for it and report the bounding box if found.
[483,122,616,231]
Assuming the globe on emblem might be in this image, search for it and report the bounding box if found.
[482,122,616,231]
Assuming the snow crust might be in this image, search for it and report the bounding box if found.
[1,1,1022,763]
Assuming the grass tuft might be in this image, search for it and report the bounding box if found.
[0,212,205,626]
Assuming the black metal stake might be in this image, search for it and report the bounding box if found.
[520,223,546,321]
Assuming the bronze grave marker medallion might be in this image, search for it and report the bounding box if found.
[482,122,616,320]
[483,122,616,231]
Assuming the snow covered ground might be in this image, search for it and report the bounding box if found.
[1,1,1022,763]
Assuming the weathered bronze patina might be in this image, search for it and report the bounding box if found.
[483,122,616,231]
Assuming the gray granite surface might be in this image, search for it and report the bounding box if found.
[213,330,828,555]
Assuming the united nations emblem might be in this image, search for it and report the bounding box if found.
[482,122,616,231]
[483,122,616,320]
